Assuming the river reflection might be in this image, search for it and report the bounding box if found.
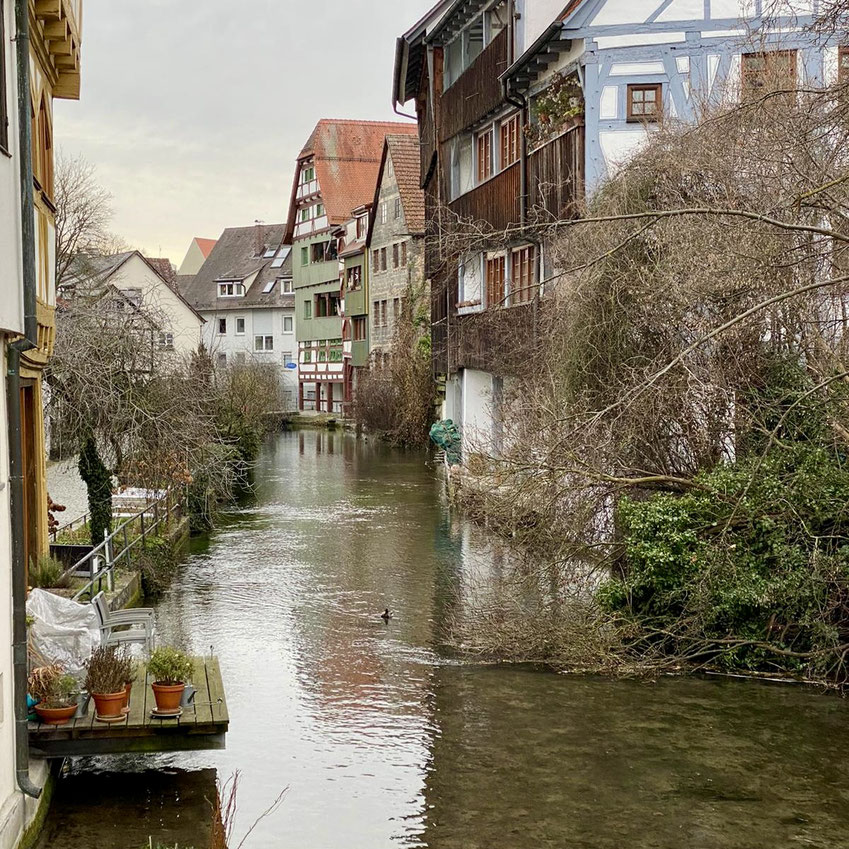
[38,430,849,849]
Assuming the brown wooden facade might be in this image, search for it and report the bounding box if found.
[413,20,585,379]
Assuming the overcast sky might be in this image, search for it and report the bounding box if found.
[54,0,434,266]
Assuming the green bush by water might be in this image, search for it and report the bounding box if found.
[600,394,849,680]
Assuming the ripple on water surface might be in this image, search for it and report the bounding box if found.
[37,432,849,849]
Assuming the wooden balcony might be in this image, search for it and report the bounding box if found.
[440,28,508,142]
[448,161,521,234]
[527,124,585,224]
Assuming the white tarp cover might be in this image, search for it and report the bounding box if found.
[27,589,101,678]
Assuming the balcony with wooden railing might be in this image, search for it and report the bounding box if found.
[527,122,585,224]
[440,28,509,142]
[448,161,521,235]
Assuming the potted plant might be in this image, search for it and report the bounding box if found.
[147,646,193,714]
[33,673,78,725]
[85,645,132,722]
[122,659,137,715]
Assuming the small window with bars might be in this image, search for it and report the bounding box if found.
[510,246,536,304]
[486,256,506,308]
[500,113,520,168]
[476,129,493,182]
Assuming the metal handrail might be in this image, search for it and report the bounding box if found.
[66,486,187,602]
[50,510,91,542]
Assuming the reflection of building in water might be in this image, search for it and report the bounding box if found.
[36,768,219,848]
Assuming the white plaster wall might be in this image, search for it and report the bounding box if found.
[0,0,23,337]
[110,255,203,357]
[461,369,496,456]
[201,307,298,408]
[599,129,652,175]
[519,0,573,54]
[176,241,207,277]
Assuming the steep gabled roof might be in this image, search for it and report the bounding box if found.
[368,135,427,244]
[387,134,426,234]
[195,237,217,258]
[284,119,417,241]
[145,257,176,284]
[179,225,292,313]
[64,251,205,322]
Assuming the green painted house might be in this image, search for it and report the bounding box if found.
[284,119,417,413]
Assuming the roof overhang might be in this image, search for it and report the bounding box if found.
[392,0,456,106]
[427,0,489,45]
[502,22,574,90]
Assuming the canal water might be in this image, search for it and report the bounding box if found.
[37,431,849,848]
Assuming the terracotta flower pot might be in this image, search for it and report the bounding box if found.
[122,682,132,715]
[92,690,127,721]
[151,682,185,714]
[34,704,77,726]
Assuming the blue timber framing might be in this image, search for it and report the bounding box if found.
[507,0,840,194]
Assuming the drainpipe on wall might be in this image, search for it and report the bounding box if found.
[11,0,42,800]
[504,77,528,227]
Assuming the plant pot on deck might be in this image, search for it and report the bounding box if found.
[91,690,126,721]
[34,704,77,726]
[151,682,185,714]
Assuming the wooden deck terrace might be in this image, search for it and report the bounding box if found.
[29,657,228,758]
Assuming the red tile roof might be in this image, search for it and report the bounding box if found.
[144,257,176,284]
[386,134,426,234]
[286,119,417,240]
[195,237,217,258]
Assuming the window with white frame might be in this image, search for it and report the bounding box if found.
[218,281,245,297]
[283,352,294,366]
[283,316,293,332]
[300,165,315,184]
[281,278,293,293]
[476,127,493,183]
[254,335,274,352]
[236,317,246,335]
[443,18,484,88]
[458,255,482,306]
[356,214,369,240]
[450,134,474,200]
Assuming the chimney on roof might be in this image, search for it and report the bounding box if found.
[254,220,266,257]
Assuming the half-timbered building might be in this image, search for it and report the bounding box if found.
[393,0,840,458]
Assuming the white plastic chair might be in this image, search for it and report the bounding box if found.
[91,591,155,652]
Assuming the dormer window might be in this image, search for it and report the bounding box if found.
[356,215,368,240]
[218,281,245,297]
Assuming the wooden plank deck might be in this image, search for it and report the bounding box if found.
[29,656,228,757]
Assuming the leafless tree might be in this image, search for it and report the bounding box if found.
[441,53,849,685]
[54,151,128,289]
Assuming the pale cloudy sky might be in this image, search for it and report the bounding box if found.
[54,0,434,266]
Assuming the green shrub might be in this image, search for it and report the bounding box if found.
[29,555,70,589]
[601,440,849,675]
[147,646,193,685]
